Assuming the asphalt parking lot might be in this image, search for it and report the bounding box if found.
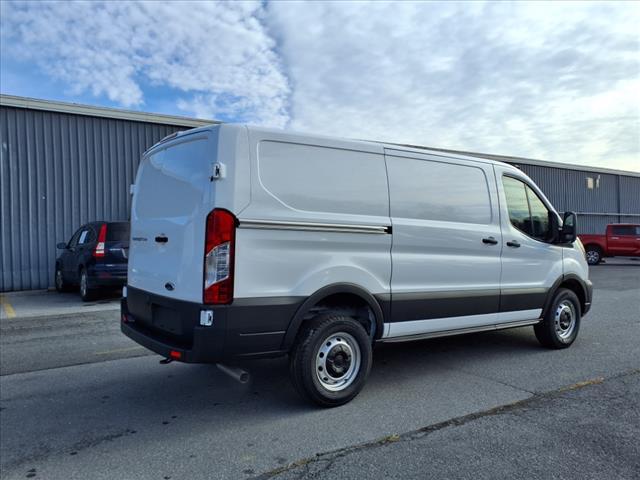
[0,289,120,321]
[1,262,639,480]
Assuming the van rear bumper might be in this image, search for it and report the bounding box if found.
[121,319,199,362]
[121,286,302,363]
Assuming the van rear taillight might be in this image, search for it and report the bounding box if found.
[204,209,236,304]
[94,223,107,258]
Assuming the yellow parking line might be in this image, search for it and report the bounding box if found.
[94,346,146,355]
[0,295,17,319]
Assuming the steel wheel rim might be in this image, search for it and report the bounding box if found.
[554,300,576,341]
[55,270,63,289]
[586,251,599,264]
[315,332,361,392]
[80,272,87,297]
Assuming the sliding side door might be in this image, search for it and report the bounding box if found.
[384,150,502,338]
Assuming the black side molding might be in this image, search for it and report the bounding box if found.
[541,274,592,318]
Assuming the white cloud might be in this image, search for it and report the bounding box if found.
[0,0,290,126]
[266,1,640,171]
[1,1,638,170]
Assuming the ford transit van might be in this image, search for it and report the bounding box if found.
[121,124,592,406]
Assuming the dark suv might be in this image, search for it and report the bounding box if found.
[55,221,130,301]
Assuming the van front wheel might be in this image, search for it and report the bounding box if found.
[289,315,372,407]
[535,288,581,349]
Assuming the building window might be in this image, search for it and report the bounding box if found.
[586,175,600,189]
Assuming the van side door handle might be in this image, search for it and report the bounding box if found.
[155,235,169,244]
[506,240,521,248]
[482,237,498,245]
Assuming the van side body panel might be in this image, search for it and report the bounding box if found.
[236,129,392,301]
[229,129,392,351]
[213,124,251,215]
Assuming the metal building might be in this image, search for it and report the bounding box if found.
[1,95,213,291]
[1,94,639,291]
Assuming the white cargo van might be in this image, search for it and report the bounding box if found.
[122,124,592,406]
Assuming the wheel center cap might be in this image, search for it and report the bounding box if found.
[558,307,572,330]
[326,346,351,377]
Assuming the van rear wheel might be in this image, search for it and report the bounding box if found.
[289,314,372,407]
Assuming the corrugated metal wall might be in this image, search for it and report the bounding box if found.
[513,163,639,235]
[0,106,185,291]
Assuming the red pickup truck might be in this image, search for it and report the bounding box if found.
[579,224,640,265]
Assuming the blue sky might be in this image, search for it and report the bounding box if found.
[1,0,639,171]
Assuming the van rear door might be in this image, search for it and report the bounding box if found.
[128,129,218,303]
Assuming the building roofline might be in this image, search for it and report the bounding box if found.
[0,94,218,128]
[2,94,638,177]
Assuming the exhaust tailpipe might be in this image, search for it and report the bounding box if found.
[216,364,250,384]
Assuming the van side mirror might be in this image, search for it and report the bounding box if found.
[57,242,68,250]
[560,211,577,243]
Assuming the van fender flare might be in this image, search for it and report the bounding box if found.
[281,283,387,350]
[541,274,590,317]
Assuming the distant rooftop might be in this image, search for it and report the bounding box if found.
[0,94,216,128]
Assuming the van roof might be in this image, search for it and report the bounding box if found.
[250,124,524,174]
[145,123,523,175]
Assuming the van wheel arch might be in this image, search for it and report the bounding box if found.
[542,275,587,317]
[282,284,386,351]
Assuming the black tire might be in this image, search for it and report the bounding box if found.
[54,265,70,292]
[534,288,581,349]
[79,268,96,302]
[585,245,602,265]
[289,314,372,407]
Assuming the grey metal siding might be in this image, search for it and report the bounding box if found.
[1,106,185,291]
[620,176,640,214]
[513,164,569,210]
